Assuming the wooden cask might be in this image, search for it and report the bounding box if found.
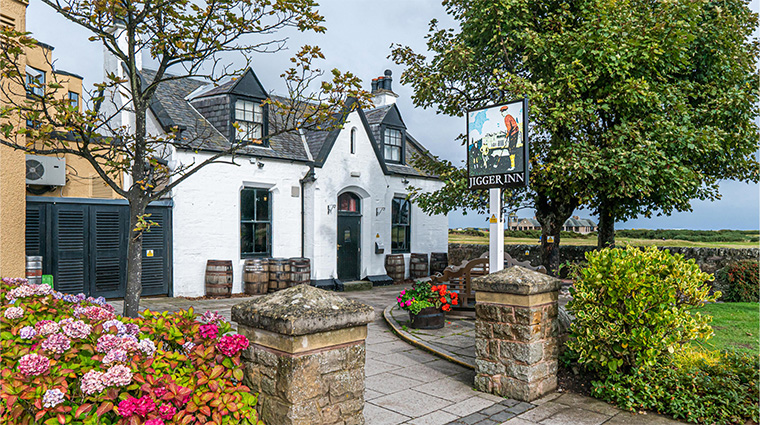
[410,253,429,279]
[289,258,311,287]
[268,258,291,292]
[384,254,405,283]
[243,258,269,295]
[205,260,232,298]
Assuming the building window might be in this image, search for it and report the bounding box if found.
[338,192,360,213]
[240,188,271,257]
[68,92,79,109]
[391,197,410,253]
[350,127,357,154]
[26,66,45,97]
[234,99,264,143]
[383,127,403,163]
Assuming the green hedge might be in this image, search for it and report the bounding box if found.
[715,260,759,302]
[616,229,758,243]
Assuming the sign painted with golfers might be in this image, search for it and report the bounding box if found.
[467,98,529,189]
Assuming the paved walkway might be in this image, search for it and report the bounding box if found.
[111,286,687,425]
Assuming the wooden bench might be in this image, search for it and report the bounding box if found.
[431,252,546,308]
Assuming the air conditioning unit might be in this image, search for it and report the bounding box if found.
[25,155,66,186]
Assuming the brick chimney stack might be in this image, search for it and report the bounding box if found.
[370,69,399,107]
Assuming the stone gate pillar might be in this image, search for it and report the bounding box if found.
[472,266,561,402]
[231,285,374,425]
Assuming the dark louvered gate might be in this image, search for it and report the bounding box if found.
[25,197,172,298]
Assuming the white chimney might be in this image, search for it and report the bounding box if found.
[370,69,399,107]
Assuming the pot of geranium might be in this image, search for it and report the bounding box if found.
[396,281,458,329]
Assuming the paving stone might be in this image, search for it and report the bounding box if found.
[364,402,410,425]
[443,396,496,417]
[415,377,477,402]
[371,389,452,418]
[459,412,488,424]
[530,393,561,405]
[516,402,568,423]
[604,411,687,425]
[505,402,533,414]
[490,411,516,422]
[498,399,520,407]
[366,358,403,376]
[365,372,424,395]
[367,340,417,355]
[380,350,440,366]
[538,406,609,425]
[365,389,384,401]
[553,392,620,416]
[406,410,460,425]
[480,404,507,416]
[476,419,499,425]
[500,418,538,425]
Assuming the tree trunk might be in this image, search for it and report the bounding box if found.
[539,222,562,277]
[597,201,615,248]
[124,198,148,317]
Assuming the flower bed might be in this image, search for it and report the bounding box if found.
[0,277,262,425]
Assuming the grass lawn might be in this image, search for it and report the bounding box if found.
[694,302,759,356]
[449,233,759,249]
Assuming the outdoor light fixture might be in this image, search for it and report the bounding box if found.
[257,159,264,169]
[327,204,337,214]
[401,178,410,185]
[376,207,386,216]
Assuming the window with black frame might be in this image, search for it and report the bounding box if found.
[234,99,265,144]
[240,188,271,257]
[383,127,403,163]
[26,66,45,97]
[68,92,79,109]
[391,197,410,253]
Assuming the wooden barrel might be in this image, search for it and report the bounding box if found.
[430,252,449,275]
[243,258,269,295]
[289,258,311,287]
[384,254,405,283]
[410,253,429,279]
[409,306,445,329]
[25,256,43,285]
[268,258,291,292]
[205,260,232,298]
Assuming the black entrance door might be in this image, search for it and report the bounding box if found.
[336,192,361,281]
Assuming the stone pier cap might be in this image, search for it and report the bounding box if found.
[473,266,561,295]
[231,284,375,336]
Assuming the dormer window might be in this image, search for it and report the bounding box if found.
[234,99,264,143]
[383,127,403,163]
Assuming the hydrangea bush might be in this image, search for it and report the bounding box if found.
[0,277,263,425]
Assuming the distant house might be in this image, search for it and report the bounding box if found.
[507,215,597,234]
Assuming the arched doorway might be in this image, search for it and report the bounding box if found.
[337,192,361,281]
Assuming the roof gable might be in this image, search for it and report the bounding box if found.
[193,67,268,99]
[381,104,406,129]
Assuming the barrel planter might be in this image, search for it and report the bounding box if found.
[384,254,405,283]
[268,258,291,292]
[409,307,445,329]
[205,260,232,298]
[25,256,43,285]
[430,252,449,276]
[243,258,269,295]
[410,253,429,279]
[289,258,311,287]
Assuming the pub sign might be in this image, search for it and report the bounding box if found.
[467,98,529,189]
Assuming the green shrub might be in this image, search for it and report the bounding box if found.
[591,348,759,425]
[715,260,759,302]
[567,246,717,374]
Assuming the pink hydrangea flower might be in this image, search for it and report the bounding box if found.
[4,306,24,320]
[134,395,157,416]
[200,310,224,324]
[138,339,156,356]
[19,326,36,339]
[199,323,219,339]
[182,341,195,353]
[35,320,60,336]
[81,370,106,395]
[103,364,132,387]
[97,334,121,353]
[41,333,71,354]
[18,353,50,376]
[61,319,92,339]
[118,397,138,417]
[42,388,65,408]
[103,348,128,364]
[101,319,127,335]
[120,336,140,352]
[145,419,164,425]
[77,306,115,322]
[216,334,250,357]
[159,403,176,420]
[124,323,140,336]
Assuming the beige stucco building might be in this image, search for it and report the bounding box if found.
[0,0,117,277]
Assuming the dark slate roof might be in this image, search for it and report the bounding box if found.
[141,69,310,162]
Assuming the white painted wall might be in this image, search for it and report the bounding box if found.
[170,151,310,296]
[304,110,448,281]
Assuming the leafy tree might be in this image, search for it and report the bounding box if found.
[394,0,759,268]
[0,0,366,316]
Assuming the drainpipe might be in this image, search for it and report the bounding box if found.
[299,166,316,258]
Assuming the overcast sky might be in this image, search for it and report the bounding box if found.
[27,0,759,230]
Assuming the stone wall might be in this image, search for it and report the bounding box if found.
[449,243,759,274]
[239,329,366,425]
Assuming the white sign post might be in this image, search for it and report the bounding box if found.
[489,188,504,273]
